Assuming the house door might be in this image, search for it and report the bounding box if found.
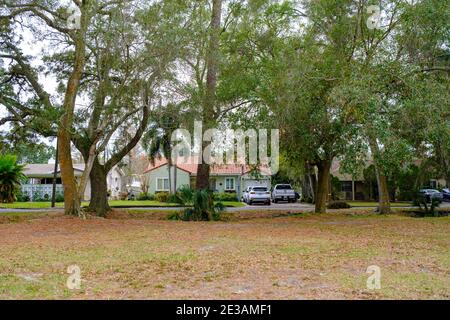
[209,178,217,192]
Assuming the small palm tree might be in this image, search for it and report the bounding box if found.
[0,154,25,203]
[142,104,182,194]
[177,186,224,221]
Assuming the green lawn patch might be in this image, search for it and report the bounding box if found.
[0,200,245,209]
[348,201,412,207]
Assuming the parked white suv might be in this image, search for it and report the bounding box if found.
[242,186,251,203]
[272,184,296,203]
[246,186,271,205]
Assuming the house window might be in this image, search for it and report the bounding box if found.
[225,178,235,191]
[156,178,169,191]
[341,181,352,192]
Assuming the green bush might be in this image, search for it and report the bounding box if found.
[16,191,30,202]
[177,185,194,205]
[327,201,351,209]
[30,191,43,202]
[0,154,25,203]
[137,192,154,201]
[170,189,224,221]
[155,192,169,203]
[167,193,183,204]
[213,192,238,202]
[55,192,64,203]
[167,211,181,220]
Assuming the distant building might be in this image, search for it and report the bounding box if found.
[21,163,126,201]
[144,157,271,198]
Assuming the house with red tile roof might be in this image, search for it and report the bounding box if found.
[143,157,271,198]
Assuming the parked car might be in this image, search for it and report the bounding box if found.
[242,186,252,203]
[246,186,271,205]
[272,184,296,203]
[418,189,443,203]
[441,188,450,202]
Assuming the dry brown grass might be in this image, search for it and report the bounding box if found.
[0,210,448,299]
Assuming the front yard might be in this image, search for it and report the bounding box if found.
[0,209,448,299]
[0,200,245,209]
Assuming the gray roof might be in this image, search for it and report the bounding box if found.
[24,163,85,178]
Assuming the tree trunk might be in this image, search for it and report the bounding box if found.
[88,158,110,217]
[58,4,89,216]
[310,172,317,203]
[368,137,390,214]
[167,164,172,193]
[196,160,211,190]
[174,163,177,193]
[58,135,80,215]
[315,159,332,213]
[302,162,316,203]
[78,142,97,202]
[196,0,222,190]
[51,142,59,208]
[84,106,150,216]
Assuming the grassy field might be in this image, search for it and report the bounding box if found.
[0,210,448,299]
[348,201,412,207]
[0,200,245,209]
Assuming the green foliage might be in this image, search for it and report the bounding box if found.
[54,192,64,203]
[167,193,183,204]
[142,103,184,194]
[16,191,30,202]
[0,154,25,203]
[415,196,441,217]
[176,185,194,206]
[213,192,238,202]
[0,131,55,164]
[330,175,341,200]
[175,189,224,221]
[137,192,155,201]
[327,201,351,209]
[32,191,52,202]
[155,192,170,203]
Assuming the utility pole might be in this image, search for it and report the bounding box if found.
[51,140,59,208]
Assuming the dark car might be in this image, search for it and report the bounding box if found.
[418,189,443,203]
[442,188,450,202]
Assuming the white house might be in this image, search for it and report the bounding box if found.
[143,158,271,198]
[21,163,126,201]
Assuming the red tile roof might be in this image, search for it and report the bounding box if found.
[144,157,271,176]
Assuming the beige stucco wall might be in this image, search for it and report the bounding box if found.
[107,167,124,199]
[147,164,190,194]
[211,175,240,193]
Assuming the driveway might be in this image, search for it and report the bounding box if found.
[227,202,314,211]
[1,201,449,213]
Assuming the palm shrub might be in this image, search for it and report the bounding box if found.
[415,194,441,217]
[0,154,25,203]
[178,190,225,221]
[177,185,194,206]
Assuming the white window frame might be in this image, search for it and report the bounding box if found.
[156,178,170,191]
[225,177,235,191]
